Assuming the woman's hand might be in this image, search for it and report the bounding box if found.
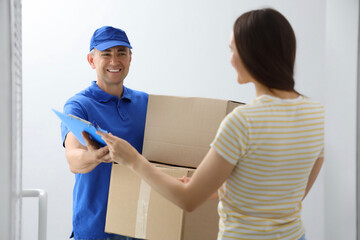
[177,176,190,183]
[96,131,140,167]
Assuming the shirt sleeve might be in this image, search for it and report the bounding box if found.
[210,107,249,165]
[61,101,87,147]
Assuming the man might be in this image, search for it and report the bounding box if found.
[61,26,148,240]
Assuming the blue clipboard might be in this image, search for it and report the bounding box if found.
[52,109,108,147]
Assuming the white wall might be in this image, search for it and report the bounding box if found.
[324,0,359,239]
[21,0,357,240]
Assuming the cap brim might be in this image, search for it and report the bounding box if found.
[94,40,132,51]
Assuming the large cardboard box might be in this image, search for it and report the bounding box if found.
[105,95,244,239]
[105,163,220,240]
[143,95,243,168]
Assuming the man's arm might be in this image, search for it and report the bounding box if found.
[302,156,324,200]
[64,132,112,174]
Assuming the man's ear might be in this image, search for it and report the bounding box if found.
[87,53,96,69]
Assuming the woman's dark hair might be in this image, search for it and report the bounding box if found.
[233,8,297,91]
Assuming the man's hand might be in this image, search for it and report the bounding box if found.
[82,131,112,163]
[64,131,112,174]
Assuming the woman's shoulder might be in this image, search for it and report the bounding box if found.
[301,96,324,106]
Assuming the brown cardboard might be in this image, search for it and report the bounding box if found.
[143,95,243,168]
[105,163,219,240]
[106,95,244,239]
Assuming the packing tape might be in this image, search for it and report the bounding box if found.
[135,179,151,239]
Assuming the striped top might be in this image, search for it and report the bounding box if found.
[210,94,324,240]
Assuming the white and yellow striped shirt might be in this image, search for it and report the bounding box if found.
[211,94,324,240]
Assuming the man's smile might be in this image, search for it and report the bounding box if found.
[107,69,121,73]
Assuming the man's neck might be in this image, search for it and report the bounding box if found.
[96,81,124,98]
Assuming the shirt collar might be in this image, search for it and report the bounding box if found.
[121,85,132,101]
[89,81,132,102]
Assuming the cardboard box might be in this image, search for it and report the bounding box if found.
[105,163,220,240]
[143,95,243,168]
[105,95,244,239]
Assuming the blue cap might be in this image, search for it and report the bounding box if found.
[90,26,132,51]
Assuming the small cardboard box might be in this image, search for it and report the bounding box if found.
[105,163,220,240]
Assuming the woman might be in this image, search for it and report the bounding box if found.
[96,8,324,240]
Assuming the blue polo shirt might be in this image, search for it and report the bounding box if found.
[61,81,148,239]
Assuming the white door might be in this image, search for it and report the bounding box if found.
[0,0,23,239]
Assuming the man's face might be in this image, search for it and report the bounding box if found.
[88,46,132,87]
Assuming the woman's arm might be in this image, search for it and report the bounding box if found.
[97,131,234,211]
[177,176,219,199]
[302,156,324,200]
